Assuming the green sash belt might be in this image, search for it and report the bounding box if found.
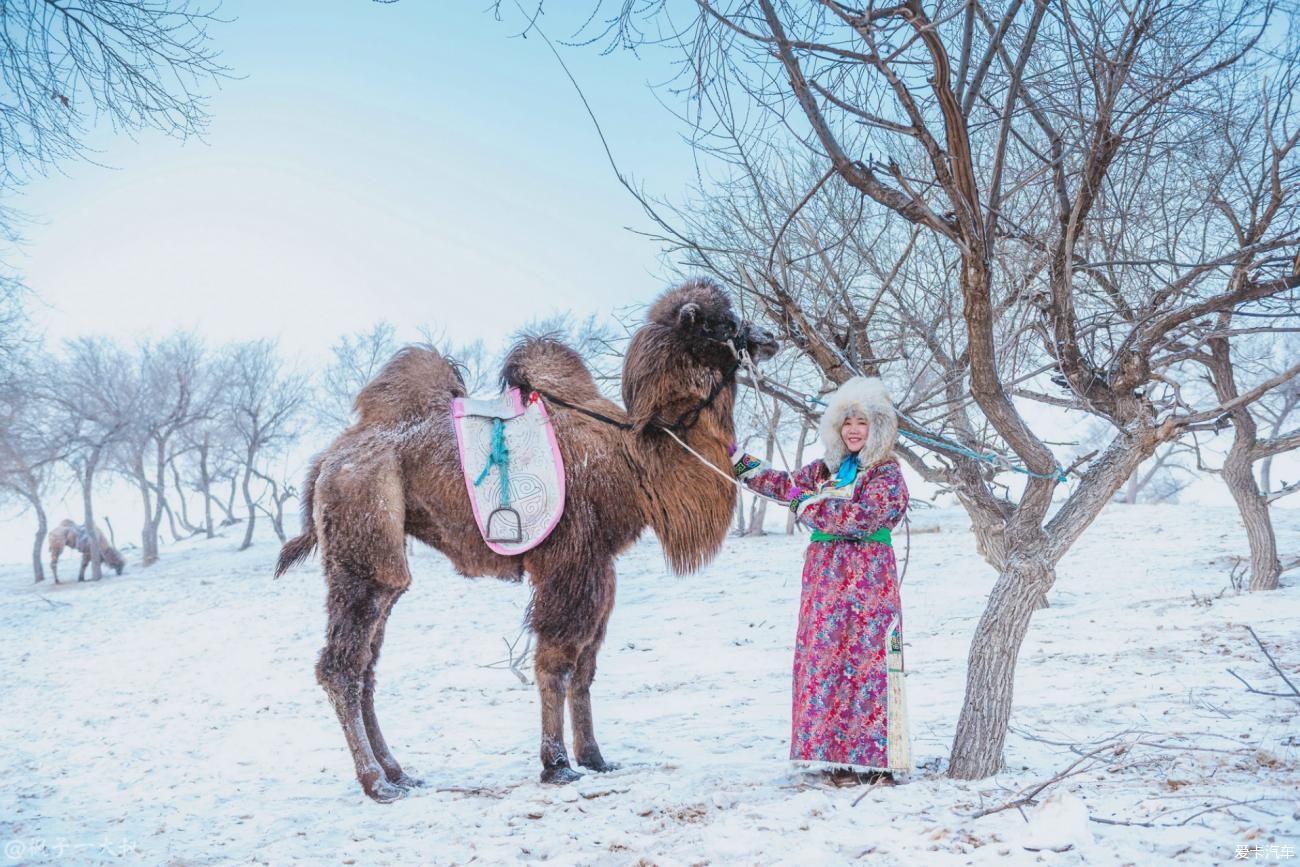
[809,527,892,546]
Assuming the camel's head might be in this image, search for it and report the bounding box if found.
[646,278,779,369]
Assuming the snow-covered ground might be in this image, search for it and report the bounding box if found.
[1,504,1297,866]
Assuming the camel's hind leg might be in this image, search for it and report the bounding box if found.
[314,456,415,803]
[49,544,61,584]
[361,587,423,789]
[318,569,408,803]
[570,561,618,772]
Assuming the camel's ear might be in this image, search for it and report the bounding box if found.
[677,302,700,329]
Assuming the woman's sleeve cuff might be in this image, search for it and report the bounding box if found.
[732,452,765,480]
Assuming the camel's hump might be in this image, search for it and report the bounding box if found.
[353,347,466,426]
[500,337,610,409]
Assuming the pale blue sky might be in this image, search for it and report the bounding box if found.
[12,2,699,365]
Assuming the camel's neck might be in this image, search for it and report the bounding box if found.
[630,411,737,576]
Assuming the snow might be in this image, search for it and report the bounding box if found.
[1,504,1297,865]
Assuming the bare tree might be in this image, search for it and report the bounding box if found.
[173,351,238,540]
[0,276,31,380]
[0,349,66,582]
[1254,339,1300,497]
[222,340,308,551]
[0,0,227,242]
[320,322,400,430]
[593,0,1300,780]
[43,337,142,580]
[251,463,297,545]
[1113,443,1195,505]
[114,333,207,565]
[1197,326,1300,590]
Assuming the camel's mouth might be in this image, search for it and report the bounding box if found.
[737,323,779,363]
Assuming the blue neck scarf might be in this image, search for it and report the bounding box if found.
[833,454,860,489]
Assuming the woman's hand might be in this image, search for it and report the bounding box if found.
[788,488,816,513]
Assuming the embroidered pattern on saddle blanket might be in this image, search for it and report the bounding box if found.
[451,388,566,556]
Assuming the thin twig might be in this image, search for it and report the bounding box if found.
[969,740,1126,819]
[1226,667,1300,700]
[1243,625,1300,697]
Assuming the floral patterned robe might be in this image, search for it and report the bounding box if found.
[739,456,911,772]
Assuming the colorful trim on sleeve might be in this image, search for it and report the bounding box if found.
[792,490,824,518]
[732,452,765,480]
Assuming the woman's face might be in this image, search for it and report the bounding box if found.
[840,415,870,454]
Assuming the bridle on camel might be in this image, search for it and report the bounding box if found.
[529,355,741,437]
[528,338,791,506]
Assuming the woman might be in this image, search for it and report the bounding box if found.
[730,377,911,786]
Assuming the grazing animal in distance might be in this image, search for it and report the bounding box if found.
[276,279,779,802]
[48,519,126,582]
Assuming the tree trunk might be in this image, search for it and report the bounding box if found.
[29,497,47,583]
[948,548,1053,778]
[1224,435,1281,592]
[787,421,809,535]
[1208,333,1282,592]
[269,496,287,544]
[162,497,184,542]
[170,462,200,535]
[199,441,215,538]
[746,404,781,537]
[145,437,170,564]
[137,474,157,566]
[1122,469,1139,505]
[745,495,767,536]
[239,455,257,550]
[224,477,239,523]
[82,450,104,581]
[947,431,1155,779]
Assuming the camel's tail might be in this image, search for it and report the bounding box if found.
[275,453,322,577]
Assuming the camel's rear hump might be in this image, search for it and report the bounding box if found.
[352,347,467,427]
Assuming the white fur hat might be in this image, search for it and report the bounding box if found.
[818,376,897,472]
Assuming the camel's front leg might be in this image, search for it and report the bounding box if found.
[534,637,581,784]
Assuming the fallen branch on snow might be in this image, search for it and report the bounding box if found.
[1226,625,1300,701]
[969,736,1138,819]
[481,629,533,685]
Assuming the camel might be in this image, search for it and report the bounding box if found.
[47,519,126,582]
[276,279,778,802]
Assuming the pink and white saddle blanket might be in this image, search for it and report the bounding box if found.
[451,388,566,556]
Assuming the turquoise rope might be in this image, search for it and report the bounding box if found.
[473,418,511,506]
[805,395,1067,483]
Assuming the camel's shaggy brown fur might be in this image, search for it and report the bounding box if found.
[277,279,777,802]
[47,519,126,582]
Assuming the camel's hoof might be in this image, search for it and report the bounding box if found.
[540,766,583,785]
[365,779,408,803]
[579,758,621,773]
[391,772,426,789]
